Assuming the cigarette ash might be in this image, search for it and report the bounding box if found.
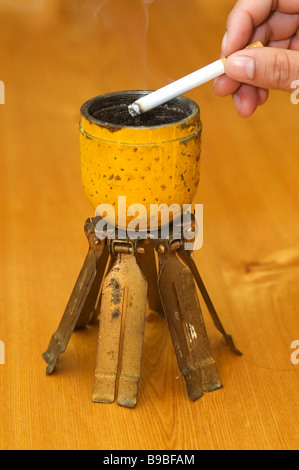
[128,103,141,117]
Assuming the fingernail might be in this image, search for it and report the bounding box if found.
[213,77,219,88]
[221,31,228,53]
[226,55,255,80]
[233,93,241,113]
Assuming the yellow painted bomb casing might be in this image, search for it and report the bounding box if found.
[79,91,202,229]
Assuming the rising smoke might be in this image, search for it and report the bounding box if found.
[81,0,156,86]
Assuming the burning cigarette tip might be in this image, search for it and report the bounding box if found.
[128,103,142,117]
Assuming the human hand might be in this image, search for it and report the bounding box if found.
[213,0,299,117]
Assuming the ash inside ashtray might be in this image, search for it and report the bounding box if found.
[84,92,193,128]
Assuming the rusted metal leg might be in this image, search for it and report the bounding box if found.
[75,218,110,328]
[178,248,241,355]
[117,254,148,408]
[175,266,222,392]
[42,218,109,374]
[157,242,204,401]
[93,248,147,407]
[137,242,164,316]
[92,254,123,404]
[74,252,108,329]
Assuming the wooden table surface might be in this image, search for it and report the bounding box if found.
[0,0,298,450]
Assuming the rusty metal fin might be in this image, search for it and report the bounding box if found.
[93,251,148,408]
[42,219,109,374]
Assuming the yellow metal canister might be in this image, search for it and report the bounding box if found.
[79,90,202,229]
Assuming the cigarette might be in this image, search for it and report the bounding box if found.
[128,59,226,116]
[128,41,263,117]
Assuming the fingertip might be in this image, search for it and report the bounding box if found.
[213,75,241,97]
[257,87,269,106]
[233,84,259,117]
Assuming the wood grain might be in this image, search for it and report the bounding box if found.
[0,0,298,450]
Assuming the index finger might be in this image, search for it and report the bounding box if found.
[222,0,299,55]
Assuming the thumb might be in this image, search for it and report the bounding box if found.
[224,47,299,92]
